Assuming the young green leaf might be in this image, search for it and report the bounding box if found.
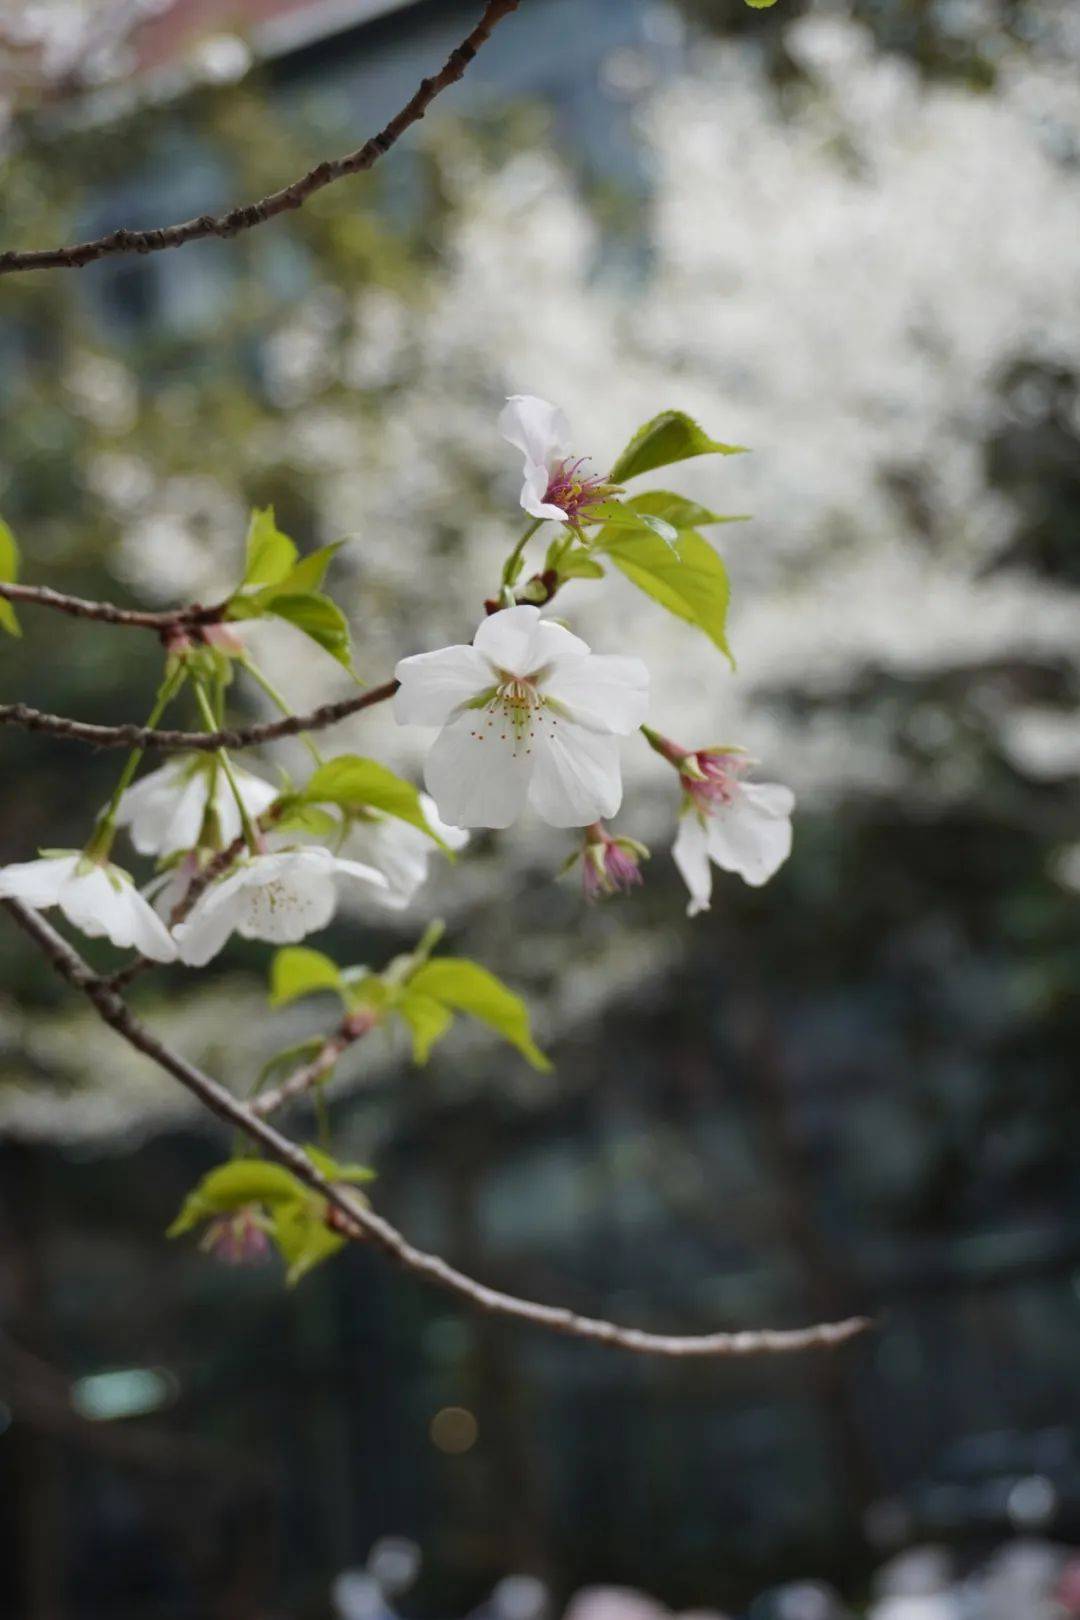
[304,1145,376,1186]
[610,411,745,484]
[396,989,455,1064]
[167,1160,304,1237]
[269,946,346,1008]
[405,958,551,1072]
[597,525,733,665]
[0,518,21,638]
[622,491,739,530]
[302,756,436,839]
[271,1200,346,1286]
[267,593,353,669]
[587,500,679,545]
[277,541,345,597]
[242,507,298,590]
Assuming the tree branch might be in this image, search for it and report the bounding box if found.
[0,680,399,751]
[2,896,871,1359]
[251,1011,376,1118]
[0,0,521,276]
[0,581,223,629]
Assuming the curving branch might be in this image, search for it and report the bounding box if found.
[2,895,871,1360]
[0,679,399,751]
[251,1011,376,1118]
[0,0,520,276]
[0,581,222,629]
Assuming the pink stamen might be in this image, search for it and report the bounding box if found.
[544,456,609,522]
[201,1206,270,1266]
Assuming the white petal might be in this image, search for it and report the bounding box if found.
[113,884,179,961]
[740,781,796,820]
[544,652,650,736]
[344,819,429,910]
[419,793,469,852]
[499,394,571,471]
[472,605,542,673]
[0,853,79,907]
[673,812,713,917]
[394,644,491,726]
[424,711,534,829]
[527,618,591,670]
[527,722,622,827]
[236,864,337,945]
[705,787,793,888]
[332,856,391,895]
[115,760,202,856]
[520,462,568,524]
[173,866,252,965]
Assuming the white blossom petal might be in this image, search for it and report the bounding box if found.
[544,653,650,735]
[673,813,714,917]
[528,723,623,827]
[520,463,568,524]
[527,618,592,670]
[473,605,543,672]
[499,394,570,472]
[705,785,794,887]
[393,644,491,727]
[0,854,176,960]
[424,711,534,828]
[216,765,279,845]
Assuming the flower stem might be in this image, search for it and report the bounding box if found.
[86,664,187,858]
[501,519,542,591]
[193,681,260,853]
[239,654,324,765]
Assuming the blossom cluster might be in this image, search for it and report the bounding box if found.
[0,396,794,971]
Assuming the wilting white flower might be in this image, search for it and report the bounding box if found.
[339,793,468,910]
[173,848,388,966]
[114,757,278,857]
[0,853,177,960]
[668,747,794,914]
[499,394,615,525]
[394,605,649,829]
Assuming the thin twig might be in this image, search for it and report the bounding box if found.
[0,0,521,276]
[251,1011,376,1118]
[0,680,399,751]
[0,581,222,629]
[2,896,872,1359]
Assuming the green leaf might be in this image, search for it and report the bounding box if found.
[269,946,345,1008]
[271,1200,345,1286]
[406,958,551,1072]
[271,803,341,839]
[268,593,353,669]
[744,0,779,8]
[304,1145,376,1186]
[597,525,733,665]
[302,755,435,839]
[0,518,21,638]
[623,491,737,530]
[278,541,344,596]
[167,1160,303,1237]
[610,411,745,484]
[242,507,297,590]
[397,990,455,1064]
[587,500,679,545]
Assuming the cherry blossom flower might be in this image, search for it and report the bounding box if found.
[578,823,649,902]
[0,852,177,960]
[338,793,468,910]
[499,394,616,525]
[394,605,649,829]
[172,848,389,966]
[671,747,795,913]
[114,757,278,858]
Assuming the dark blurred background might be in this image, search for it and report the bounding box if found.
[1,0,1079,1616]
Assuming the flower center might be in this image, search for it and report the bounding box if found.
[544,456,609,522]
[466,675,557,757]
